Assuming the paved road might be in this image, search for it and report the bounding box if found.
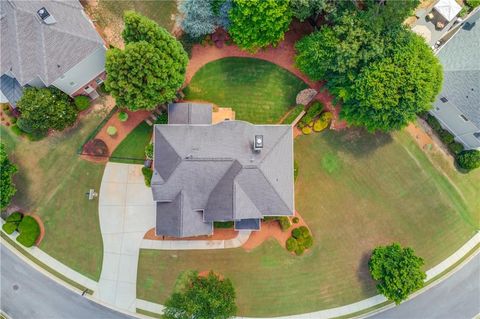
[0,244,136,319]
[369,253,480,319]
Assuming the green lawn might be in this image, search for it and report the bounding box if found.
[110,122,152,164]
[1,112,106,281]
[137,128,478,317]
[184,58,308,124]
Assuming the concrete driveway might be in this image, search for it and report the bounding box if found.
[95,162,155,312]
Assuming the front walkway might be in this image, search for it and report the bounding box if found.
[96,162,156,312]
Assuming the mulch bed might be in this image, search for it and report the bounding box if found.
[143,227,239,241]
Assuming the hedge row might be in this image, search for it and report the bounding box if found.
[422,113,464,155]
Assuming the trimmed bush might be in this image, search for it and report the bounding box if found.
[118,111,129,122]
[2,212,23,234]
[10,124,23,136]
[16,216,40,247]
[439,129,454,145]
[288,226,313,255]
[424,114,442,132]
[302,126,312,135]
[214,221,234,229]
[292,216,299,224]
[295,246,305,256]
[286,237,298,252]
[313,112,333,132]
[456,150,480,171]
[156,113,168,124]
[466,0,480,8]
[142,167,153,187]
[106,126,117,136]
[145,143,154,160]
[278,216,292,232]
[292,227,302,239]
[74,95,90,111]
[448,142,464,155]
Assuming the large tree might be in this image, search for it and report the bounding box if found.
[0,143,17,211]
[369,243,426,304]
[105,11,188,111]
[228,0,292,52]
[16,87,77,135]
[163,271,237,319]
[341,30,443,131]
[178,0,217,38]
[290,0,329,22]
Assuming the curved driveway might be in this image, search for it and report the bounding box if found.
[0,243,136,319]
[368,252,480,319]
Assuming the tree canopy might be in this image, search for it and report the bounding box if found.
[228,0,292,52]
[290,0,329,22]
[163,271,237,319]
[456,150,480,171]
[105,11,188,111]
[369,243,426,304]
[0,143,17,211]
[178,0,218,38]
[16,87,77,135]
[295,6,443,132]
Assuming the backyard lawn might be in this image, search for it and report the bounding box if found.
[110,122,152,164]
[137,128,478,317]
[1,112,106,281]
[184,58,308,124]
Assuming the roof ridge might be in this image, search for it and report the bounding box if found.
[258,126,291,166]
[48,24,103,45]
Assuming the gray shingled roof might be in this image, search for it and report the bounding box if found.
[0,0,104,86]
[0,74,23,107]
[152,104,294,237]
[434,11,480,128]
[168,103,212,124]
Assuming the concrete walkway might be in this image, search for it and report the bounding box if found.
[140,230,251,250]
[96,162,156,312]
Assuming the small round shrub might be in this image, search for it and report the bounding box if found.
[118,111,129,122]
[303,235,314,249]
[313,112,333,132]
[448,142,464,155]
[302,126,312,135]
[292,227,302,239]
[142,167,153,187]
[10,117,17,124]
[295,246,305,256]
[10,124,23,136]
[106,126,117,136]
[74,95,90,111]
[286,237,298,252]
[299,226,310,238]
[156,113,168,124]
[145,143,154,159]
[456,150,480,171]
[16,215,40,247]
[439,129,454,145]
[2,212,23,234]
[292,216,299,224]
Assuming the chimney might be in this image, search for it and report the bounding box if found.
[253,135,263,152]
[37,7,56,25]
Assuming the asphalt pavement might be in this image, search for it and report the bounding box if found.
[368,253,480,319]
[0,243,136,319]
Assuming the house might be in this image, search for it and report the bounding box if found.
[430,10,480,150]
[151,103,294,237]
[0,0,106,107]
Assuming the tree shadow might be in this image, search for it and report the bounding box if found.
[357,251,377,296]
[323,127,393,158]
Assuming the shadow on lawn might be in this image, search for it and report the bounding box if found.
[324,128,393,158]
[357,251,378,296]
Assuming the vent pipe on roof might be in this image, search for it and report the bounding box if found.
[253,135,263,152]
[37,7,56,25]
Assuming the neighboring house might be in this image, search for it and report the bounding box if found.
[151,103,294,237]
[430,10,480,150]
[0,0,106,107]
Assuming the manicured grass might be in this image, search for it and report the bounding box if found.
[184,58,308,124]
[110,122,152,164]
[137,128,478,316]
[1,113,106,281]
[94,0,177,32]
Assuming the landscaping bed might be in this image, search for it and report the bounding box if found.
[184,58,308,124]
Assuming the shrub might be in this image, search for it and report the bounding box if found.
[10,117,17,124]
[286,237,298,252]
[142,167,153,187]
[1,143,17,210]
[1,104,10,111]
[74,95,90,111]
[448,142,464,155]
[145,143,154,160]
[292,227,302,239]
[278,216,292,231]
[466,0,480,8]
[2,212,23,234]
[292,216,299,224]
[439,129,454,145]
[156,113,168,124]
[295,246,305,256]
[10,124,23,136]
[288,226,313,255]
[282,105,305,125]
[302,126,312,135]
[303,235,314,249]
[425,114,442,132]
[456,150,480,171]
[214,221,234,228]
[313,112,333,132]
[118,111,129,122]
[16,216,40,247]
[300,101,324,126]
[458,6,469,17]
[106,126,117,136]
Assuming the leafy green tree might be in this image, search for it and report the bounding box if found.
[0,143,17,211]
[163,271,237,319]
[106,12,188,111]
[290,0,331,22]
[363,0,420,28]
[341,31,442,131]
[17,87,77,135]
[369,243,426,304]
[228,0,292,52]
[456,150,480,171]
